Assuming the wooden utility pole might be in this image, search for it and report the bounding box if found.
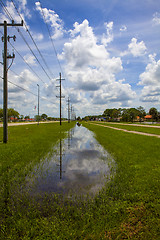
[37,84,40,125]
[0,20,23,143]
[67,97,70,123]
[56,73,65,125]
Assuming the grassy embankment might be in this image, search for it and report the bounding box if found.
[0,121,160,239]
[91,121,160,135]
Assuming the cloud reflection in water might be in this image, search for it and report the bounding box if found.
[28,125,114,197]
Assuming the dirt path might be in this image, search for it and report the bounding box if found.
[90,123,160,139]
[0,121,57,127]
[96,122,160,128]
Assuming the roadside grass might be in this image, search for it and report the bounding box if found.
[0,121,160,239]
[82,122,160,239]
[93,121,160,135]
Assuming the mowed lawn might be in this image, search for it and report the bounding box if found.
[91,121,160,135]
[0,121,160,239]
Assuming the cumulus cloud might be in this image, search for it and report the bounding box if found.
[60,20,123,90]
[35,2,64,39]
[139,54,160,86]
[91,80,136,105]
[128,38,147,57]
[58,19,136,109]
[139,54,160,103]
[121,38,147,57]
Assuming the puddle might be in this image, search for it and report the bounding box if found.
[26,125,114,198]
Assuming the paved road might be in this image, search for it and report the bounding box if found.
[90,122,160,138]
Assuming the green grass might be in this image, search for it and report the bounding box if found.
[0,121,160,239]
[93,121,160,135]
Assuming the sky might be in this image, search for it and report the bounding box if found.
[0,0,160,118]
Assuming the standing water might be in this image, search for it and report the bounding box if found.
[26,125,114,197]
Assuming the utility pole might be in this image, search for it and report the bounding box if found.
[37,84,39,125]
[67,97,70,123]
[56,73,65,125]
[0,20,23,143]
[71,105,72,121]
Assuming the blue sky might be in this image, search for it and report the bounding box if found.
[0,0,160,118]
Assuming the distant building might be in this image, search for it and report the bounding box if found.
[144,115,152,120]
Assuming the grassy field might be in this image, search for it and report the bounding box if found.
[0,121,160,239]
[91,121,160,135]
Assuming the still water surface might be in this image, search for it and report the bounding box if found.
[27,125,114,197]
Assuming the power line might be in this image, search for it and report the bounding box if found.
[8,79,55,104]
[11,0,54,79]
[0,0,53,82]
[9,41,47,85]
[37,0,71,102]
[38,0,64,75]
[0,0,74,112]
[0,29,53,87]
[9,69,37,89]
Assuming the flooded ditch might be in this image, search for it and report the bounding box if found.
[26,124,114,198]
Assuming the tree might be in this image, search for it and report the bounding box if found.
[149,107,158,121]
[111,108,121,120]
[137,106,146,122]
[0,109,3,120]
[25,115,30,120]
[34,115,41,122]
[122,109,130,122]
[8,108,20,121]
[41,113,48,120]
[121,108,138,122]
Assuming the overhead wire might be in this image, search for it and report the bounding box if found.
[9,69,37,89]
[9,40,47,85]
[0,0,53,83]
[37,0,71,101]
[8,80,56,104]
[11,0,54,80]
[38,0,64,76]
[0,0,71,115]
[0,29,49,87]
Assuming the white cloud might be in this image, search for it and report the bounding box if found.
[35,2,64,39]
[60,19,123,90]
[24,54,37,65]
[140,85,160,102]
[139,54,160,86]
[101,21,114,46]
[152,12,160,25]
[121,37,147,57]
[0,0,31,31]
[128,38,147,57]
[58,19,137,109]
[91,80,136,105]
[0,1,21,22]
[139,54,160,103]
[17,0,31,18]
[32,32,44,41]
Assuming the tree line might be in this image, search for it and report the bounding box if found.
[0,108,64,122]
[83,106,160,122]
